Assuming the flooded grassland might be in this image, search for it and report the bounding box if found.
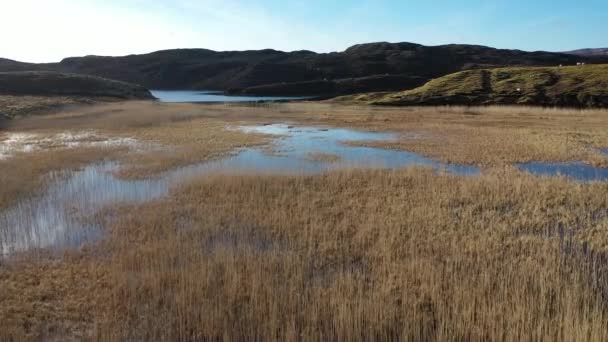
[1,101,608,340]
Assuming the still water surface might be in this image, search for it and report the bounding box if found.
[0,124,479,255]
[518,161,608,182]
[517,147,608,182]
[151,90,310,103]
[2,125,607,255]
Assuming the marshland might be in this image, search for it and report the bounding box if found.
[4,0,608,338]
[1,99,608,340]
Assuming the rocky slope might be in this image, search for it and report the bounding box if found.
[2,42,604,97]
[335,64,608,108]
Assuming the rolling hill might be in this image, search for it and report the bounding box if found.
[335,64,608,108]
[0,71,154,120]
[2,42,604,97]
[564,48,608,57]
[0,71,153,99]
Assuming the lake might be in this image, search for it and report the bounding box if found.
[151,90,311,103]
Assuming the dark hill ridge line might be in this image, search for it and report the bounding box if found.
[564,48,608,57]
[0,71,154,99]
[2,42,606,97]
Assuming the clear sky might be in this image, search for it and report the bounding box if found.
[1,0,607,63]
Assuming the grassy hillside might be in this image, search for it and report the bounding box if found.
[338,64,608,108]
[0,95,102,121]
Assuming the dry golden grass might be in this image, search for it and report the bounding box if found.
[2,101,608,340]
[0,102,271,204]
[0,252,111,341]
[0,147,122,209]
[283,103,608,167]
[0,95,109,121]
[2,168,608,340]
[6,101,608,167]
[11,101,608,167]
[116,119,267,178]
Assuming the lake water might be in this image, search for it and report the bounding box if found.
[151,90,310,103]
[0,124,479,255]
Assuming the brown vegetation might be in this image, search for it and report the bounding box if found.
[6,101,608,168]
[0,95,99,120]
[0,148,122,209]
[1,101,608,340]
[305,152,341,162]
[2,169,608,340]
[115,119,267,178]
[2,100,607,207]
[0,102,272,206]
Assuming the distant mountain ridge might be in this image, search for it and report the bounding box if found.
[2,42,607,97]
[564,48,608,57]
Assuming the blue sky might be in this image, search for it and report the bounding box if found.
[1,0,607,62]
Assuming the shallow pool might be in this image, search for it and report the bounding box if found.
[518,161,608,182]
[0,124,479,255]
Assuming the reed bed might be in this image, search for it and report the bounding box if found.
[2,102,608,340]
[0,147,122,209]
[8,101,607,167]
[2,168,608,340]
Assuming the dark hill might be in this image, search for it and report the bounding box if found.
[2,42,606,97]
[0,58,41,72]
[564,48,608,57]
[0,71,154,99]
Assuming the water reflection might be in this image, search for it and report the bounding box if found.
[1,124,479,255]
[151,90,310,103]
[518,161,608,182]
[231,124,480,175]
